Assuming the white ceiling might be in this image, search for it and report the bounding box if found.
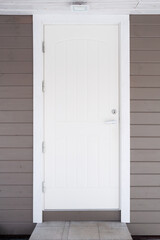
[0,0,160,15]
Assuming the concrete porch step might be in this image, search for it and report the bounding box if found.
[29,221,132,240]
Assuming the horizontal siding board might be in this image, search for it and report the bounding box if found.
[0,136,32,148]
[130,15,160,25]
[0,223,34,235]
[131,50,160,63]
[131,150,160,162]
[131,137,160,149]
[0,49,32,61]
[0,62,32,73]
[0,186,32,198]
[0,161,32,173]
[0,37,32,49]
[0,74,32,86]
[0,209,32,222]
[0,86,32,98]
[128,223,160,236]
[131,25,160,37]
[0,173,32,185]
[131,88,160,100]
[131,212,160,223]
[0,198,32,210]
[131,175,160,186]
[131,76,160,87]
[0,24,32,37]
[131,199,160,211]
[131,113,160,124]
[0,123,32,135]
[0,223,35,235]
[0,99,33,111]
[0,148,32,161]
[131,63,160,75]
[131,125,160,137]
[0,15,34,235]
[0,16,32,24]
[131,100,160,112]
[131,187,160,199]
[0,111,32,123]
[130,38,160,51]
[131,162,160,174]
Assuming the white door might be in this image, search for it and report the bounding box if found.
[44,24,119,210]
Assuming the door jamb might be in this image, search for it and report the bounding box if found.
[33,14,130,223]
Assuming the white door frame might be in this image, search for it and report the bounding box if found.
[33,14,130,223]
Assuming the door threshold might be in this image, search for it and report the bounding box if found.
[43,210,120,221]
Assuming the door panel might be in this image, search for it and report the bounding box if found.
[44,25,119,209]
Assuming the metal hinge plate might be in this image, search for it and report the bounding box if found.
[42,141,45,153]
[42,41,45,53]
[42,81,45,93]
[42,181,46,193]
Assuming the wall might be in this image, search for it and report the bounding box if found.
[0,16,35,235]
[0,15,160,236]
[128,15,160,235]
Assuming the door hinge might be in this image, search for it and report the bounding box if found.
[42,41,45,53]
[42,181,46,193]
[42,80,45,93]
[42,141,45,153]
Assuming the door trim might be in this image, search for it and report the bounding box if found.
[33,14,130,223]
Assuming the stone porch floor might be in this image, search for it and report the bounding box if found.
[29,221,132,240]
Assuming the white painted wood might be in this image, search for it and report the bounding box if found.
[0,0,138,2]
[1,0,160,14]
[0,3,137,9]
[44,24,119,210]
[33,15,130,223]
[137,2,160,10]
[119,16,130,223]
[33,15,44,223]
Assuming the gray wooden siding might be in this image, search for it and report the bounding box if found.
[128,15,160,235]
[0,15,35,235]
[1,15,160,236]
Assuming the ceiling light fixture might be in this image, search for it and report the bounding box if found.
[71,1,89,12]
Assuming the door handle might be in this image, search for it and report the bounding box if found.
[104,120,117,124]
